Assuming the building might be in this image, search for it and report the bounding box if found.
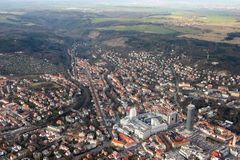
[46,125,64,134]
[167,111,178,125]
[186,104,195,131]
[120,112,168,139]
[129,107,137,119]
[165,131,190,148]
[111,139,125,148]
[196,121,234,142]
[230,147,240,158]
[179,145,209,160]
[211,146,229,159]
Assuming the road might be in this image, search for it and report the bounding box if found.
[67,43,113,158]
[0,125,38,139]
[169,64,181,109]
[0,86,90,138]
[0,73,91,140]
[85,69,111,137]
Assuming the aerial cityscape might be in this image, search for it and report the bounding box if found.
[0,0,240,160]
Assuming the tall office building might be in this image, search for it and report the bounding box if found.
[186,104,195,131]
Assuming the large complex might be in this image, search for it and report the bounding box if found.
[116,107,177,139]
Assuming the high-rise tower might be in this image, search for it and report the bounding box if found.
[186,104,195,131]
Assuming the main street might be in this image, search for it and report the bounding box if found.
[68,43,111,136]
[66,43,113,158]
[85,69,110,135]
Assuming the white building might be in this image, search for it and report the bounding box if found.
[129,107,137,119]
[167,111,178,125]
[179,145,209,160]
[120,112,168,139]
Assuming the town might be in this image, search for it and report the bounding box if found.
[0,41,239,160]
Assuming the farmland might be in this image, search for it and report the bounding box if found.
[92,11,240,44]
[98,25,176,34]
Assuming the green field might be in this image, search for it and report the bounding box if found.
[0,14,35,26]
[98,25,176,34]
[200,15,238,25]
[0,14,18,24]
[98,24,201,35]
[92,17,168,24]
[92,11,239,27]
[30,81,60,90]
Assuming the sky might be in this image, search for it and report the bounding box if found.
[0,0,240,11]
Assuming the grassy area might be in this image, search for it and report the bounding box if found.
[98,25,177,34]
[98,24,201,35]
[200,15,238,25]
[92,17,168,24]
[169,26,202,34]
[30,81,60,90]
[91,11,202,24]
[103,37,128,47]
[92,18,135,23]
[89,5,174,13]
[0,14,35,26]
[0,14,18,24]
[0,54,63,75]
[92,11,239,27]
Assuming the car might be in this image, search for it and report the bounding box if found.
[0,151,7,157]
[55,153,62,159]
[42,157,49,160]
[21,158,31,160]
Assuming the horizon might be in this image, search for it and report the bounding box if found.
[1,0,240,11]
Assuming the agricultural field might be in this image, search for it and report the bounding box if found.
[0,13,34,26]
[0,14,18,24]
[98,25,177,34]
[92,11,240,44]
[200,15,238,26]
[102,37,128,47]
[0,9,239,76]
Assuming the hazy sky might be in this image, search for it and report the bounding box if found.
[0,0,240,11]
